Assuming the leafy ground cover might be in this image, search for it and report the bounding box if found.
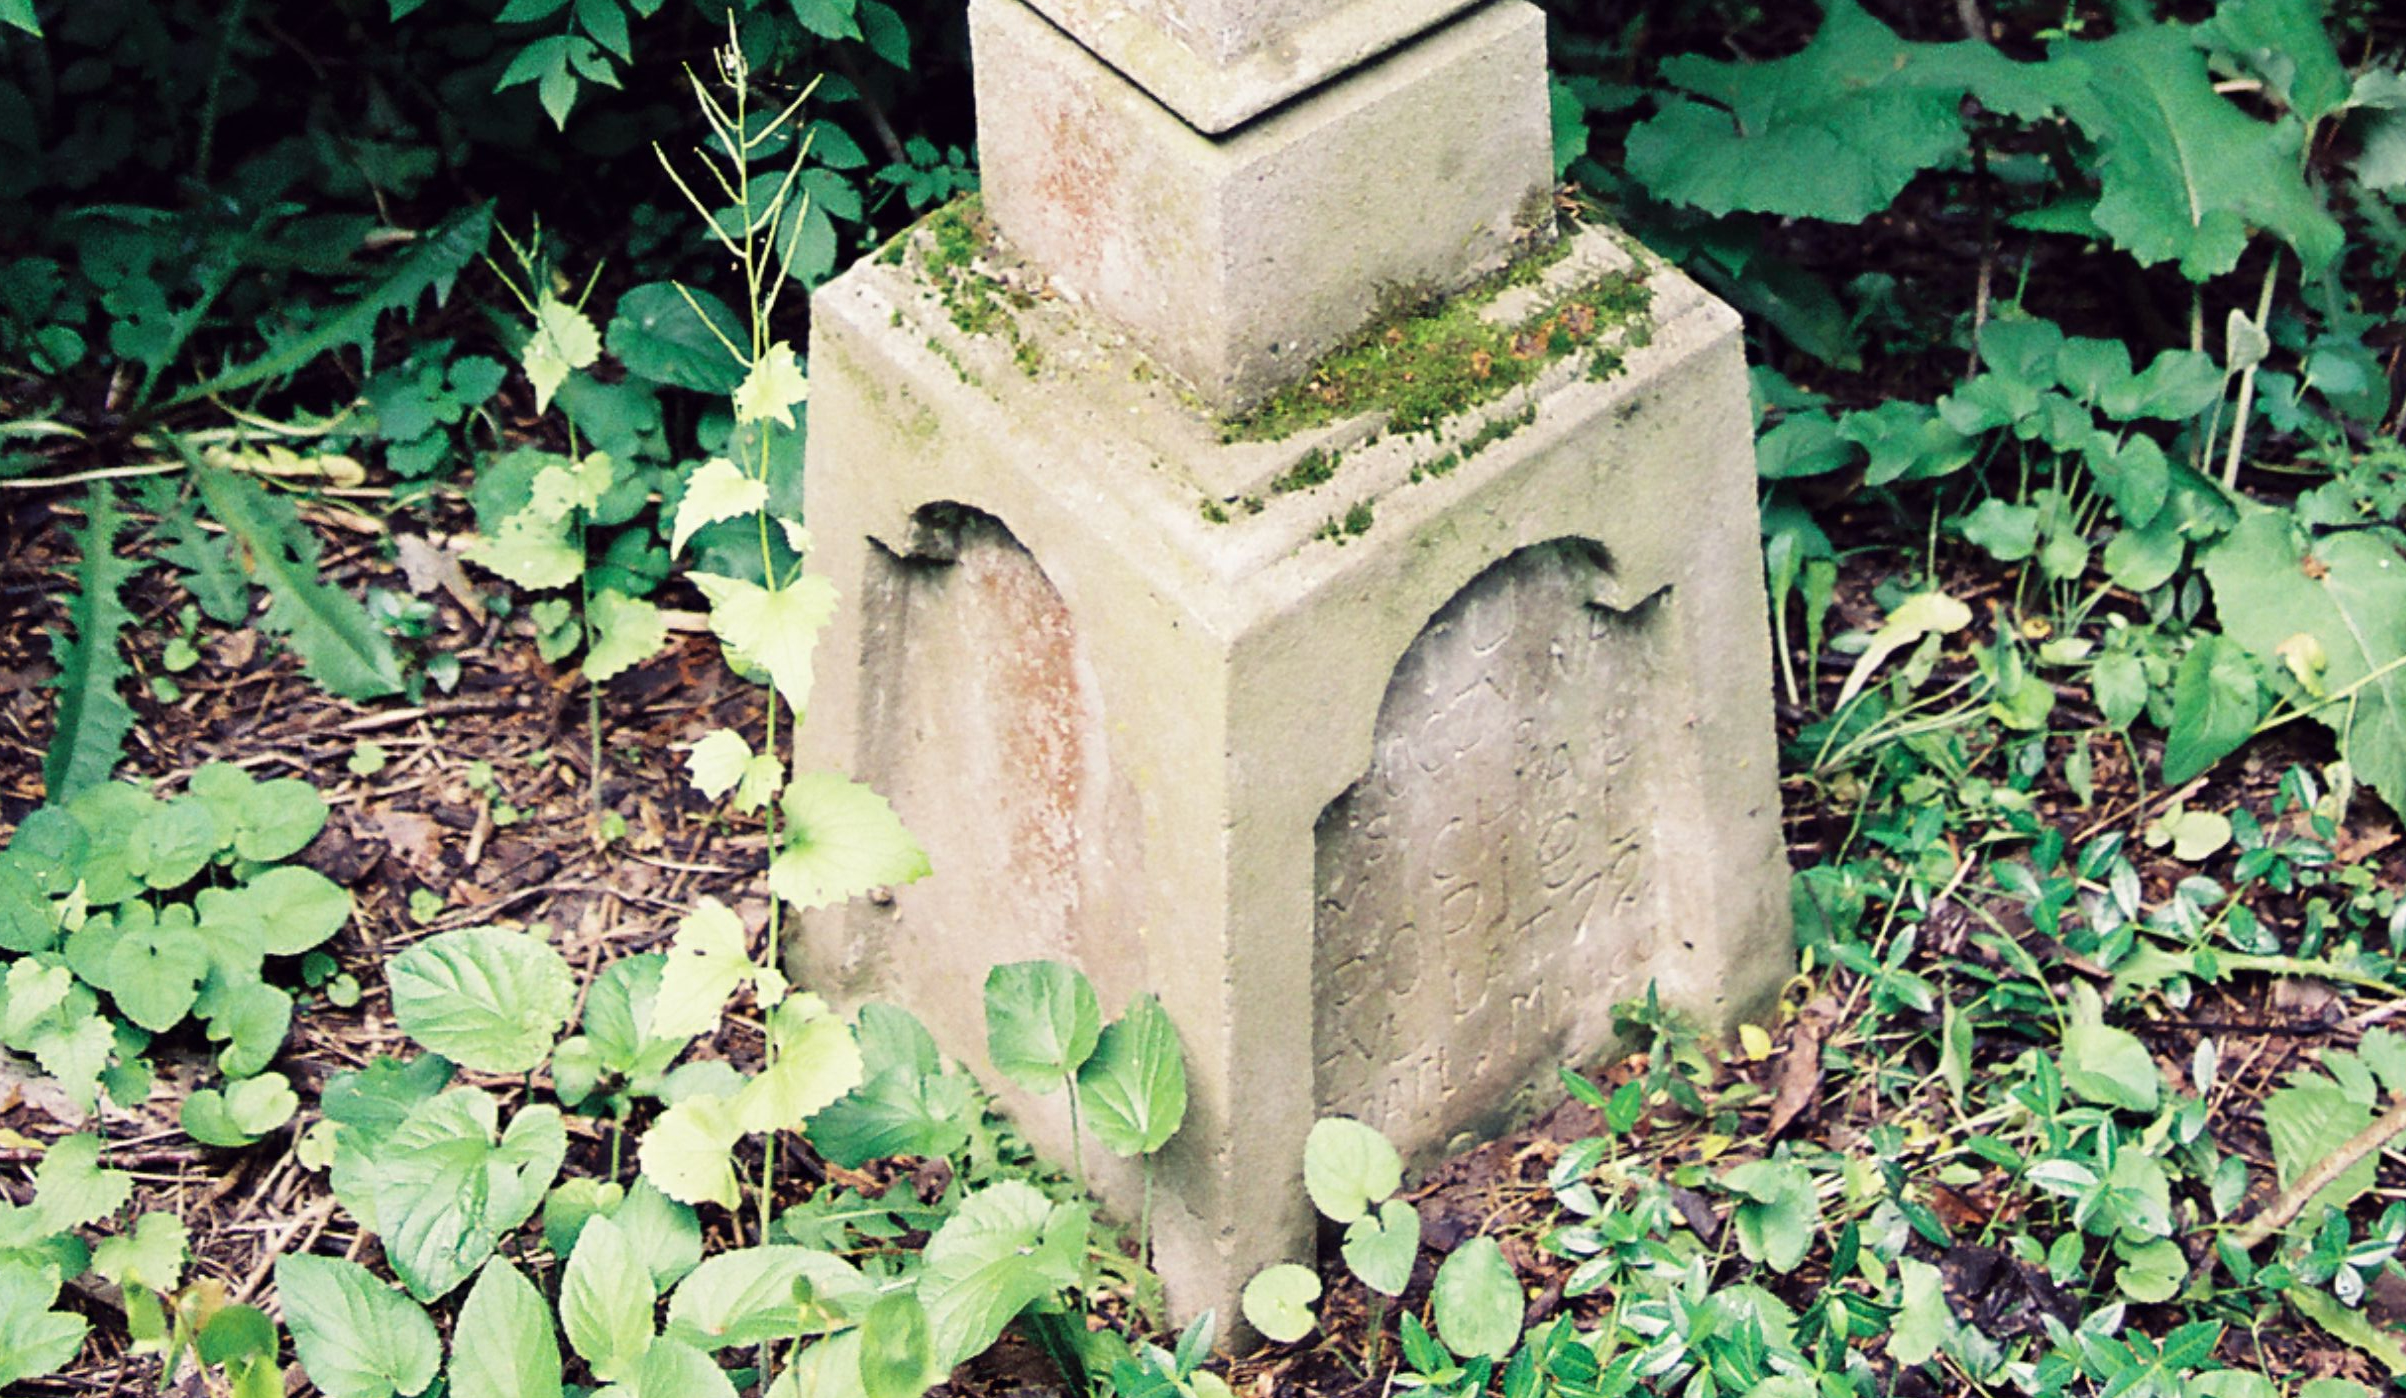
[3,0,2406,1394]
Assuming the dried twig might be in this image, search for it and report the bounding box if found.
[2231,1091,2406,1252]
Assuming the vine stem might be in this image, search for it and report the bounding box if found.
[2220,251,2282,491]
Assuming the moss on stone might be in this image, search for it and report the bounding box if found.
[894,197,1047,377]
[1268,446,1340,496]
[1222,247,1653,444]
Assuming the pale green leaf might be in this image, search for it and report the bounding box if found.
[664,1246,872,1351]
[2061,982,2160,1113]
[0,1258,87,1388]
[1721,1158,1820,1273]
[387,927,576,1074]
[1303,1117,1403,1225]
[563,1215,653,1382]
[1240,1264,1320,1344]
[639,1093,745,1209]
[1076,995,1187,1158]
[2266,1078,2377,1226]
[31,1133,132,1232]
[93,1212,188,1295]
[734,343,808,428]
[1886,1257,1949,1367]
[672,459,768,557]
[651,897,781,1041]
[627,1338,737,1398]
[585,590,667,683]
[462,515,585,591]
[524,296,602,415]
[1431,1237,1522,1361]
[732,994,863,1135]
[449,1259,563,1398]
[182,1072,300,1147]
[1340,1199,1420,1298]
[685,729,753,802]
[689,571,838,715]
[276,1254,441,1398]
[1836,591,1973,711]
[769,772,931,913]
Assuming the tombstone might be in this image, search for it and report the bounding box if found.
[796,0,1793,1323]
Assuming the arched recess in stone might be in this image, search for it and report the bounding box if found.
[1312,537,1671,1160]
[844,502,1146,1020]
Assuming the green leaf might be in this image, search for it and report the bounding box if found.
[31,1132,132,1232]
[585,589,667,683]
[44,482,137,801]
[610,1179,706,1290]
[2116,1236,2188,1303]
[983,961,1102,1092]
[2202,513,2406,822]
[92,1211,188,1292]
[672,459,769,557]
[524,295,602,414]
[664,1245,871,1351]
[1431,1237,1522,1361]
[769,772,931,913]
[1625,0,2061,222]
[1835,590,1973,711]
[1340,1199,1421,1298]
[2203,0,2351,127]
[0,0,42,36]
[233,778,330,861]
[182,1072,300,1147]
[362,1089,566,1301]
[639,1093,745,1209]
[734,342,809,428]
[859,1291,943,1398]
[581,952,688,1083]
[1721,1158,1821,1273]
[2161,634,2263,787]
[1304,1117,1403,1225]
[916,1181,1087,1370]
[2266,1076,2377,1225]
[651,897,782,1041]
[1076,995,1187,1159]
[105,908,208,1031]
[2053,27,2344,279]
[192,463,405,699]
[2061,982,2160,1113]
[1886,1257,1949,1367]
[1240,1264,1320,1344]
[689,571,838,715]
[449,1259,563,1398]
[387,926,575,1074]
[624,1337,737,1398]
[563,1215,654,1381]
[246,865,353,955]
[609,284,747,394]
[0,1259,88,1388]
[1960,499,2040,562]
[806,1063,976,1168]
[733,993,863,1135]
[276,1254,441,1398]
[684,728,755,802]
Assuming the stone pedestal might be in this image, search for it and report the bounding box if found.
[972,0,1552,413]
[795,213,1793,1321]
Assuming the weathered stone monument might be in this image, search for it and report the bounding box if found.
[796,0,1793,1321]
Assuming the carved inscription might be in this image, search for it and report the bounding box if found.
[1314,541,1665,1153]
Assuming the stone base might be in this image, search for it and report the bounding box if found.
[972,0,1552,415]
[795,217,1793,1323]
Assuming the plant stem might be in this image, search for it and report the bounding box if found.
[1139,1157,1154,1273]
[2231,1091,2406,1251]
[195,0,252,184]
[2221,252,2282,491]
[1066,1076,1088,1196]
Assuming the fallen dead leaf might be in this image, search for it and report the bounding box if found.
[371,808,443,873]
[1767,996,1842,1140]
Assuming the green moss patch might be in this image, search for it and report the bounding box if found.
[891,197,1045,375]
[1223,244,1652,444]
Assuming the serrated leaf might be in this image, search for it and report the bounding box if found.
[2203,0,2351,127]
[652,897,781,1041]
[585,590,667,683]
[685,729,754,802]
[1076,995,1187,1159]
[363,1089,566,1301]
[193,464,405,699]
[983,961,1101,1093]
[524,295,601,414]
[449,1259,563,1398]
[1432,1237,1522,1361]
[769,772,931,913]
[276,1255,441,1398]
[1240,1264,1320,1344]
[1304,1117,1403,1224]
[44,482,137,801]
[917,1182,1087,1370]
[92,1211,187,1293]
[31,1132,132,1232]
[672,459,769,557]
[563,1215,653,1381]
[665,1246,871,1351]
[732,993,862,1135]
[639,1093,744,1209]
[806,1065,975,1168]
[462,514,584,591]
[2162,633,2264,786]
[734,342,808,428]
[0,1259,88,1388]
[689,571,837,715]
[387,927,575,1074]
